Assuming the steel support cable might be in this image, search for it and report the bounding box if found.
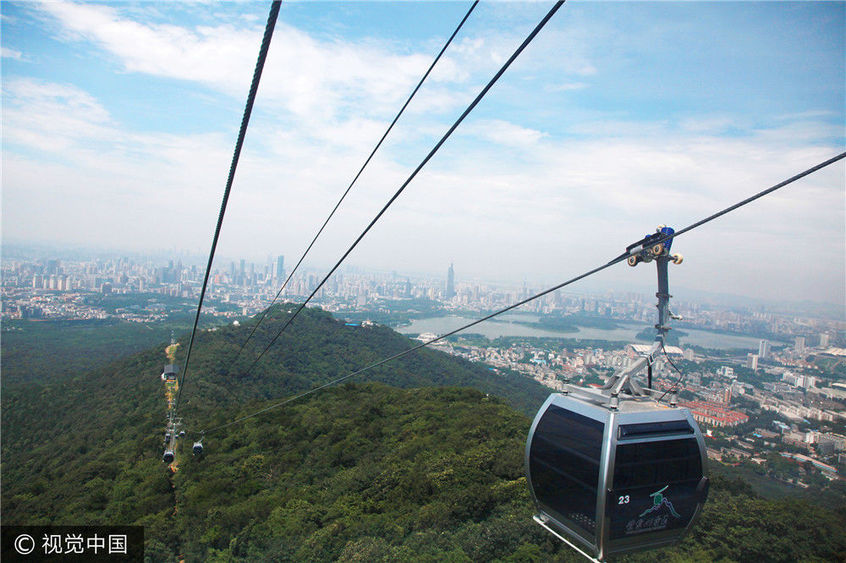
[172,0,281,420]
[198,151,845,436]
[241,0,566,377]
[227,0,480,368]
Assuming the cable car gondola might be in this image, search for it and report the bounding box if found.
[162,416,179,463]
[526,390,708,560]
[525,228,709,561]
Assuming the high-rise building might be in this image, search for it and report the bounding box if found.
[758,339,770,359]
[46,259,60,275]
[746,353,759,370]
[446,263,455,299]
[794,336,806,354]
[276,255,285,279]
[819,333,830,348]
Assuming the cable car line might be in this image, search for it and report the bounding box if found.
[239,0,566,378]
[227,0,480,368]
[165,0,281,458]
[195,150,843,437]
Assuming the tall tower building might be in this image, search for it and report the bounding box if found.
[819,333,830,348]
[794,336,806,354]
[276,255,285,279]
[758,339,770,360]
[446,263,455,299]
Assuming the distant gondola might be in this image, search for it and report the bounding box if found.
[193,441,203,455]
[162,449,174,463]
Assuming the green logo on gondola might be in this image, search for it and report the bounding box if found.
[639,485,680,518]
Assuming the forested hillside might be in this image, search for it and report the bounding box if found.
[2,305,845,562]
[1,305,550,527]
[2,318,174,385]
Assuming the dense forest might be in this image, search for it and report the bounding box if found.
[2,306,845,561]
[2,318,175,385]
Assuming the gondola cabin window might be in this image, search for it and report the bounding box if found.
[528,405,604,541]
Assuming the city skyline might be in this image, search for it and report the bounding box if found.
[6,247,844,341]
[4,243,846,324]
[2,2,844,308]
[3,239,845,318]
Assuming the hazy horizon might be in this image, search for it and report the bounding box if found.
[4,239,844,322]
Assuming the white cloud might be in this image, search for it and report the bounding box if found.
[545,81,589,92]
[679,116,738,134]
[35,1,258,90]
[465,119,548,147]
[31,0,604,128]
[2,78,113,153]
[2,47,23,60]
[32,0,470,124]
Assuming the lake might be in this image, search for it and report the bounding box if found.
[396,313,777,351]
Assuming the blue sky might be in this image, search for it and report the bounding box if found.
[2,1,844,308]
